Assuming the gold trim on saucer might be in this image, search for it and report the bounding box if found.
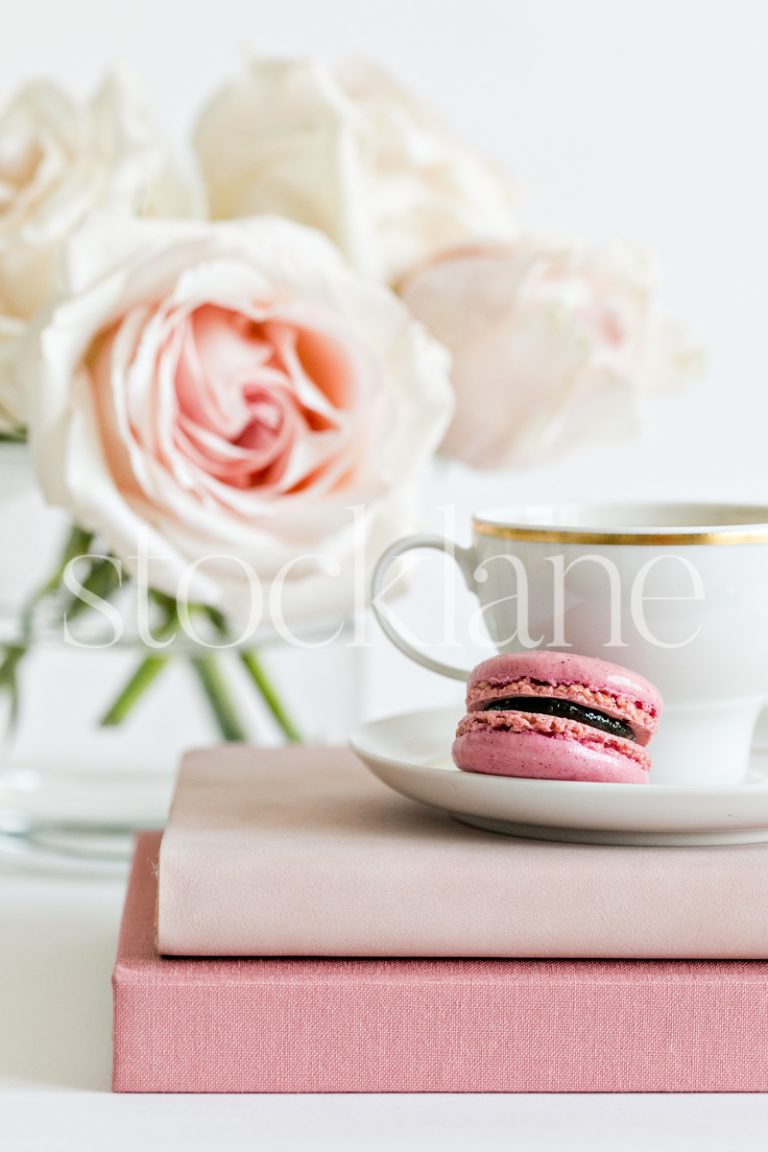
[472,520,768,546]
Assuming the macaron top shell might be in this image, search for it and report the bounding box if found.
[467,652,663,746]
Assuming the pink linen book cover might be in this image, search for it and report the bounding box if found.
[114,834,768,1093]
[158,746,768,959]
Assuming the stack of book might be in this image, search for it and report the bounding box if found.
[113,746,768,1093]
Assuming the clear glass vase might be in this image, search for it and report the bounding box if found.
[0,445,365,869]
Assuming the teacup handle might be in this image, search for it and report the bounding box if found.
[371,533,475,682]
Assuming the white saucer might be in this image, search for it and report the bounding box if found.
[350,707,768,846]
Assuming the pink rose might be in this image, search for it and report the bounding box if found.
[25,215,452,627]
[401,240,701,469]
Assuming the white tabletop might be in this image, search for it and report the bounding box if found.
[2,862,768,1152]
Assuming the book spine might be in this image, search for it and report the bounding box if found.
[113,966,768,1093]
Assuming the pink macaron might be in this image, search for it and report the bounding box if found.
[452,652,663,785]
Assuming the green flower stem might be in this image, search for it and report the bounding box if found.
[200,606,302,744]
[61,554,122,625]
[37,524,94,590]
[0,646,23,686]
[99,654,169,727]
[99,604,180,728]
[22,525,95,638]
[191,654,247,742]
[238,649,301,743]
[0,645,23,691]
[0,645,23,725]
[0,524,95,727]
[0,515,300,747]
[101,600,251,743]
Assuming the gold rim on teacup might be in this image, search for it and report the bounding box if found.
[473,504,768,546]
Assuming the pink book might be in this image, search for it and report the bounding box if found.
[157,746,768,959]
[115,833,768,1093]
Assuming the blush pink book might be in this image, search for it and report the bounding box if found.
[157,746,768,959]
[114,833,768,1092]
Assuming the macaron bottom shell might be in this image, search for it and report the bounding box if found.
[452,723,650,785]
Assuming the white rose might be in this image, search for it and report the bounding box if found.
[0,70,196,432]
[400,239,702,469]
[24,214,453,628]
[193,57,517,284]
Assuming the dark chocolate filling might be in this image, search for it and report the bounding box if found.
[480,696,636,741]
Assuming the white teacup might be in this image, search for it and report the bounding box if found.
[371,503,768,785]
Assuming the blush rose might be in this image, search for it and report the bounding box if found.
[0,70,195,431]
[25,214,453,627]
[400,239,702,469]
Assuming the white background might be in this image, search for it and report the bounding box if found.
[3,0,768,1147]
